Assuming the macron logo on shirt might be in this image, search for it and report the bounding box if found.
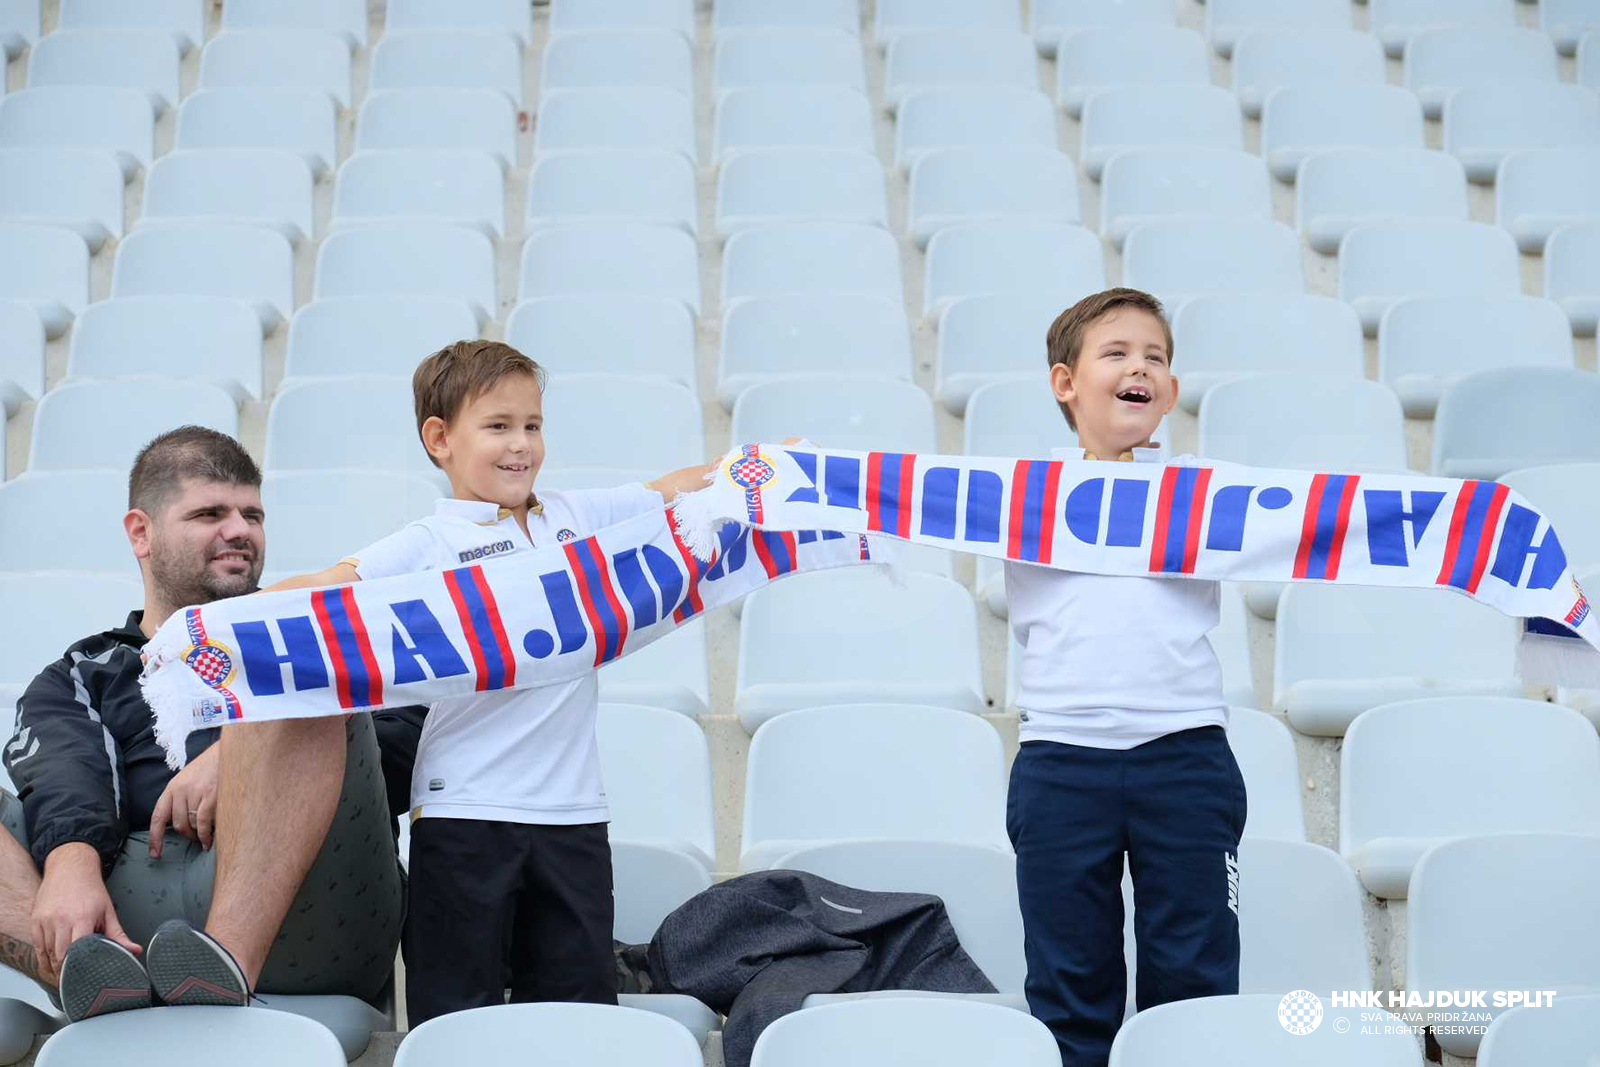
[458,540,516,564]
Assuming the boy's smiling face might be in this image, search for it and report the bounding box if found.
[425,372,546,508]
[1051,308,1178,457]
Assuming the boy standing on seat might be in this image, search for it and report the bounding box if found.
[1005,289,1247,1067]
[277,341,712,1024]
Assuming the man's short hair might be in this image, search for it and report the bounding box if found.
[128,426,262,514]
[411,340,548,469]
[1045,288,1175,430]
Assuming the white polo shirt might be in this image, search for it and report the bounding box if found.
[1004,445,1228,750]
[346,484,663,824]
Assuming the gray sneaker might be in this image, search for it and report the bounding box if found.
[143,920,249,1007]
[58,934,152,1022]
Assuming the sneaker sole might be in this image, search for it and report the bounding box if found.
[59,937,151,1023]
[145,923,248,1007]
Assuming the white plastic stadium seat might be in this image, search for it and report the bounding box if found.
[1374,0,1516,58]
[722,222,902,307]
[0,0,38,59]
[875,0,1022,50]
[882,30,1035,110]
[714,87,874,162]
[29,379,236,473]
[393,1003,704,1067]
[923,222,1104,316]
[731,376,934,456]
[1408,834,1600,1059]
[1432,366,1600,479]
[1545,0,1600,56]
[713,29,865,95]
[141,150,314,244]
[935,292,1064,415]
[0,301,43,412]
[221,0,367,49]
[1274,585,1520,737]
[265,376,444,481]
[1406,27,1558,119]
[357,89,516,171]
[714,0,857,37]
[539,374,703,471]
[1446,84,1600,183]
[548,0,694,40]
[737,574,986,734]
[112,223,293,332]
[1296,149,1468,254]
[1547,221,1600,334]
[1585,32,1600,90]
[58,0,200,52]
[508,296,696,389]
[753,1000,1057,1067]
[1204,0,1349,58]
[1106,994,1419,1066]
[519,223,699,314]
[536,87,696,162]
[316,223,496,327]
[0,223,87,338]
[370,31,524,107]
[1123,219,1302,309]
[0,148,122,250]
[612,840,712,948]
[527,150,696,234]
[717,148,887,240]
[1498,463,1600,574]
[258,471,440,587]
[1478,992,1600,1066]
[1100,148,1270,251]
[597,703,716,870]
[894,87,1056,171]
[719,294,911,411]
[1236,839,1373,998]
[1378,296,1575,416]
[199,30,352,110]
[0,574,142,685]
[34,1004,346,1067]
[1030,0,1174,57]
[1339,220,1520,334]
[176,89,338,178]
[387,0,530,44]
[0,87,153,176]
[600,618,711,719]
[1080,85,1242,181]
[1261,84,1425,182]
[285,297,477,380]
[740,705,1006,868]
[1055,27,1208,118]
[1225,709,1303,842]
[1231,30,1386,118]
[541,30,693,96]
[28,30,180,113]
[1342,698,1600,899]
[1198,375,1408,473]
[332,150,505,238]
[68,296,263,400]
[1497,149,1600,252]
[0,472,137,573]
[908,147,1077,249]
[1172,295,1364,415]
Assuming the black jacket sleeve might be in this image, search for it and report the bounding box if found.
[4,656,127,873]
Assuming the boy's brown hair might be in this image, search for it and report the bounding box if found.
[412,340,548,468]
[1045,287,1174,430]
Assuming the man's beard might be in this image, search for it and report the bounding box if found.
[148,540,262,609]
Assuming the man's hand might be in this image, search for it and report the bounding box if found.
[31,843,139,980]
[149,743,220,857]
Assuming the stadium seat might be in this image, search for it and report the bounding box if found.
[29,379,237,474]
[876,0,1022,48]
[199,30,352,110]
[28,30,179,113]
[895,87,1055,171]
[141,150,315,244]
[317,223,496,327]
[548,0,694,40]
[1030,0,1174,57]
[752,999,1057,1067]
[393,1003,703,1067]
[714,86,875,162]
[0,223,87,338]
[737,571,985,732]
[719,294,912,411]
[1544,0,1600,55]
[722,222,903,307]
[1261,84,1425,182]
[713,29,865,95]
[1123,219,1303,309]
[221,0,368,49]
[1547,221,1600,334]
[1585,31,1600,89]
[1172,295,1364,415]
[112,223,294,332]
[1230,30,1386,118]
[935,293,1062,414]
[1106,994,1419,1066]
[1275,585,1521,737]
[740,704,1006,867]
[0,472,135,573]
[1198,374,1408,472]
[599,618,711,719]
[1339,219,1520,334]
[1100,148,1270,251]
[1499,462,1600,573]
[1496,148,1600,251]
[1225,709,1303,842]
[0,148,121,250]
[882,30,1036,110]
[541,30,693,95]
[369,31,524,107]
[612,841,712,944]
[332,150,505,238]
[530,147,691,231]
[1374,0,1516,58]
[176,88,338,178]
[1407,833,1600,1058]
[907,147,1077,249]
[68,296,262,401]
[597,703,716,871]
[1433,366,1600,478]
[0,301,41,413]
[257,471,441,585]
[717,147,888,240]
[357,89,517,171]
[1379,296,1575,416]
[0,573,141,684]
[1236,839,1373,1000]
[730,375,934,457]
[1478,992,1600,1065]
[520,223,700,315]
[265,376,445,481]
[1055,27,1209,118]
[1446,83,1600,183]
[58,0,200,52]
[0,0,37,59]
[540,374,703,470]
[508,296,696,389]
[34,1005,347,1067]
[0,86,153,176]
[1296,148,1468,254]
[923,222,1104,316]
[1406,27,1558,119]
[1343,699,1600,899]
[1204,0,1350,58]
[387,0,530,43]
[536,87,696,161]
[1080,85,1242,181]
[285,296,477,380]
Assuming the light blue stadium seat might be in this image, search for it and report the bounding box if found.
[113,222,295,331]
[509,295,696,389]
[220,0,367,48]
[0,148,122,250]
[0,223,86,338]
[934,292,1065,414]
[1432,366,1600,479]
[909,146,1078,248]
[0,86,152,176]
[256,470,441,586]
[1445,83,1600,183]
[1108,994,1420,1066]
[1079,84,1242,180]
[713,0,859,38]
[731,375,935,455]
[29,379,237,473]
[0,0,38,59]
[549,0,694,40]
[723,222,902,307]
[394,1003,703,1067]
[536,87,696,161]
[199,29,352,109]
[387,0,531,44]
[752,999,1058,1067]
[0,301,42,414]
[1498,462,1600,574]
[1547,221,1600,334]
[357,89,516,170]
[1339,219,1520,333]
[1224,711,1303,842]
[286,296,477,379]
[28,29,179,113]
[58,0,201,53]
[610,841,720,1043]
[142,149,315,244]
[1204,0,1350,59]
[68,296,263,400]
[519,223,700,314]
[1173,295,1364,415]
[1199,374,1407,473]
[598,703,717,871]
[539,373,704,470]
[176,88,338,177]
[923,221,1103,316]
[895,86,1056,171]
[0,573,142,685]
[713,28,864,94]
[882,29,1034,109]
[1374,0,1515,58]
[717,147,888,240]
[1123,219,1302,309]
[265,375,446,482]
[1543,0,1600,54]
[34,1005,348,1067]
[1056,27,1208,117]
[714,86,874,162]
[332,149,505,238]
[1101,147,1269,251]
[1406,26,1557,119]
[1230,29,1385,118]
[1495,148,1600,251]
[1030,0,1173,57]
[1261,84,1424,182]
[718,293,912,411]
[1479,992,1600,1065]
[876,0,1022,52]
[0,472,133,573]
[1296,148,1468,254]
[317,223,495,326]
[369,30,523,107]
[541,29,693,95]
